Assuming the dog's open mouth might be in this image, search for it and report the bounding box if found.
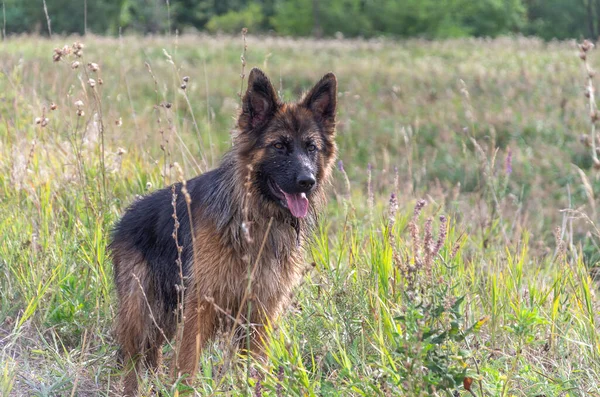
[268,179,309,218]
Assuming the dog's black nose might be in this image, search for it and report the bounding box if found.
[297,173,316,191]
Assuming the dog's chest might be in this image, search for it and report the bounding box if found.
[192,222,303,308]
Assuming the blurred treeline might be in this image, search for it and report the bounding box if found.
[2,0,597,40]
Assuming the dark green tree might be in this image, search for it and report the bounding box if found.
[271,0,371,37]
[3,0,121,35]
[364,0,525,38]
[0,0,596,41]
[524,0,589,40]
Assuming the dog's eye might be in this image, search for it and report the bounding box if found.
[307,144,317,152]
[274,142,285,150]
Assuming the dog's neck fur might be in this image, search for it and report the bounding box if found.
[194,149,323,263]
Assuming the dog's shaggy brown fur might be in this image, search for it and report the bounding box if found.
[110,68,337,395]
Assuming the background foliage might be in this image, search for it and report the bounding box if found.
[1,0,596,40]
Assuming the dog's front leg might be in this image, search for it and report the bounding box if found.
[173,296,216,386]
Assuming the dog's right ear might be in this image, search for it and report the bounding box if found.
[238,68,279,132]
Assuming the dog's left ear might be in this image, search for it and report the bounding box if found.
[239,68,279,132]
[302,72,337,125]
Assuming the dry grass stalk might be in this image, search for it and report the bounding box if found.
[579,40,600,168]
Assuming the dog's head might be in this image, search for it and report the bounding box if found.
[236,68,337,219]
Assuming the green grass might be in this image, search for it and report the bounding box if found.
[1,34,600,396]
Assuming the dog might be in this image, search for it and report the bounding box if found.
[110,68,337,395]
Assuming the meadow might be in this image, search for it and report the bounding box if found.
[1,34,600,396]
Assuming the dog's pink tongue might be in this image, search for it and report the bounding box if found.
[283,192,309,218]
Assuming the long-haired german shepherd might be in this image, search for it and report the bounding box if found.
[110,68,337,395]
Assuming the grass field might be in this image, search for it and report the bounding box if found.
[2,34,600,396]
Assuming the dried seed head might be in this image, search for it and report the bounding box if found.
[98,78,103,85]
[88,62,99,72]
[71,61,80,69]
[173,162,184,181]
[50,103,57,111]
[554,226,566,257]
[117,147,126,155]
[41,118,49,127]
[581,134,591,147]
[580,52,587,61]
[182,76,190,83]
[35,117,42,125]
[450,241,461,259]
[581,40,595,53]
[241,221,252,243]
[72,42,84,57]
[77,109,85,117]
[74,100,84,108]
[146,182,153,190]
[115,117,123,127]
[180,83,187,90]
[165,102,172,109]
[53,45,71,62]
[88,78,96,87]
